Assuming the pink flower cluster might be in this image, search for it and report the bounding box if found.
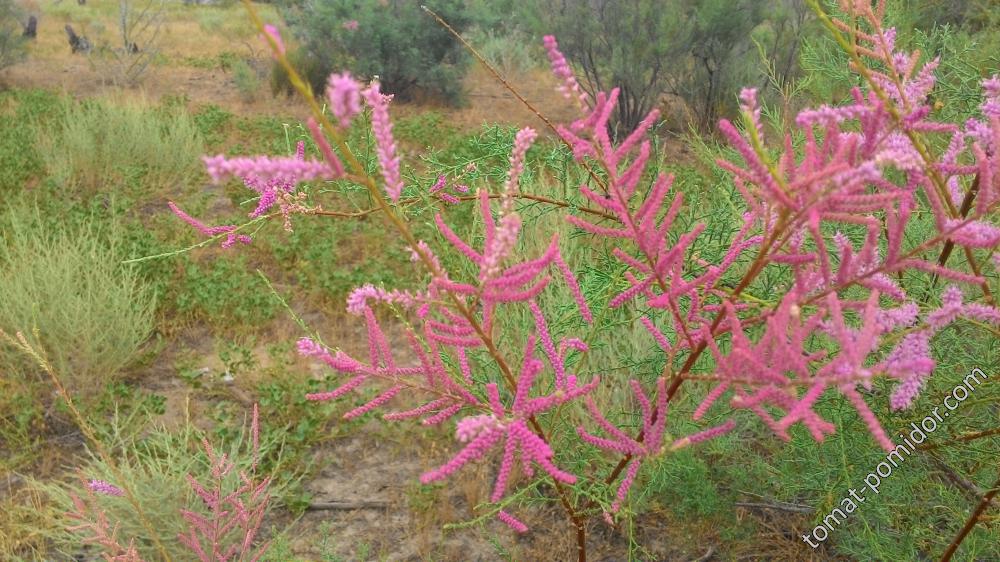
[87,479,125,497]
[171,141,324,247]
[327,72,362,128]
[362,81,404,202]
[531,4,1000,513]
[428,173,469,205]
[297,132,605,529]
[543,35,588,109]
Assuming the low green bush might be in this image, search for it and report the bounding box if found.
[0,202,157,398]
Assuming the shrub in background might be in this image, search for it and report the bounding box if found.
[0,202,157,398]
[232,58,262,103]
[0,0,25,71]
[270,45,329,98]
[535,0,812,134]
[108,0,165,86]
[280,0,471,103]
[463,27,539,78]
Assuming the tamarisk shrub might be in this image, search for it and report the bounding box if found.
[177,1,1000,558]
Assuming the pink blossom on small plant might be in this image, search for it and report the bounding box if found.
[87,479,125,497]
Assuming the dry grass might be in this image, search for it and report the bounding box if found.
[0,486,58,560]
[2,1,299,115]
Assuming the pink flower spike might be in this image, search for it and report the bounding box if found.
[342,19,359,31]
[168,201,252,249]
[610,458,641,514]
[362,82,404,202]
[326,72,362,128]
[842,386,894,452]
[502,128,538,212]
[343,384,403,419]
[420,428,504,484]
[307,118,346,177]
[202,154,337,185]
[669,420,737,451]
[692,382,729,420]
[543,35,588,109]
[945,218,1000,248]
[554,251,593,323]
[497,510,528,533]
[88,479,124,496]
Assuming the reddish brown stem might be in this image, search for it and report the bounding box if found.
[918,426,1000,451]
[927,175,980,294]
[313,192,617,221]
[939,472,1000,561]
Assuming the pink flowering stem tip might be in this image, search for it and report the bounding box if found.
[543,35,587,108]
[88,479,124,497]
[361,81,404,202]
[168,201,252,249]
[327,72,362,129]
[261,24,284,56]
[203,154,339,185]
[497,510,529,533]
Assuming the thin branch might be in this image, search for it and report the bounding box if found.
[313,191,618,221]
[735,501,813,514]
[919,427,1000,451]
[939,472,1000,561]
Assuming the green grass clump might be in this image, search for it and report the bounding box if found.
[37,95,204,197]
[0,201,157,398]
